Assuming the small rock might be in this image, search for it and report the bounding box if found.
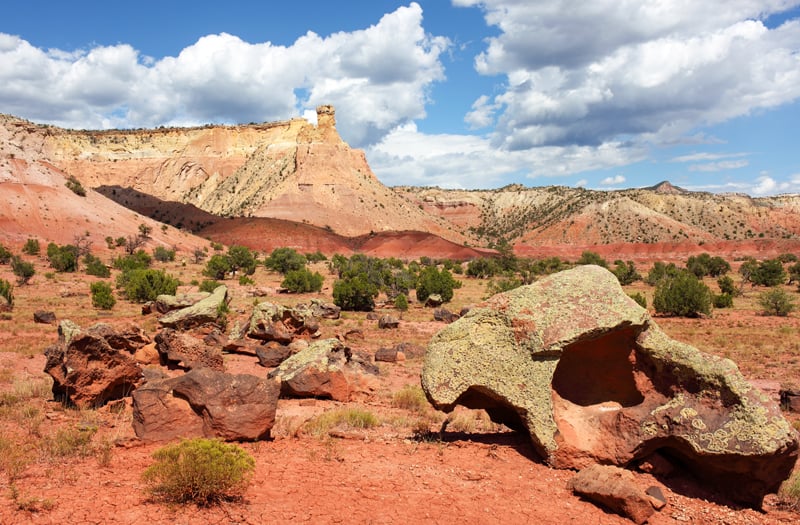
[432,307,459,323]
[378,315,399,329]
[33,310,56,324]
[424,294,443,307]
[568,464,656,525]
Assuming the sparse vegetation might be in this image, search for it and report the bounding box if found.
[653,271,712,317]
[264,247,307,274]
[84,253,110,277]
[142,438,255,506]
[21,238,40,256]
[0,244,11,264]
[0,278,13,308]
[333,274,379,311]
[65,175,86,196]
[153,246,176,262]
[415,266,461,303]
[90,281,116,310]
[11,256,35,285]
[304,408,380,438]
[46,243,79,272]
[281,268,324,293]
[117,268,180,302]
[758,287,796,317]
[199,279,222,293]
[394,292,409,311]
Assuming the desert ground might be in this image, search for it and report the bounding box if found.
[1,246,800,525]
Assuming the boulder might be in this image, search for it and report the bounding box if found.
[568,465,658,525]
[154,292,210,314]
[132,368,280,441]
[424,294,443,307]
[395,342,425,359]
[422,265,798,507]
[256,342,293,368]
[269,339,378,401]
[154,328,224,371]
[44,322,143,408]
[296,298,340,320]
[375,347,406,363]
[432,307,459,323]
[86,323,150,353]
[365,312,380,321]
[241,302,320,344]
[378,315,400,329]
[158,285,228,329]
[33,310,56,324]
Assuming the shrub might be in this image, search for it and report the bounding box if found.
[394,293,409,312]
[203,254,232,280]
[153,246,176,263]
[22,238,40,256]
[304,408,379,438]
[65,175,86,196]
[11,256,35,285]
[115,236,127,248]
[788,262,800,285]
[238,275,255,286]
[415,266,461,303]
[90,281,116,310]
[112,250,152,271]
[0,278,13,308]
[391,385,428,412]
[717,275,738,296]
[117,269,179,302]
[305,250,327,263]
[779,470,800,510]
[142,438,255,506]
[227,245,257,276]
[199,279,222,293]
[758,287,796,317]
[192,248,207,264]
[138,223,152,239]
[645,261,680,286]
[653,271,712,317]
[333,274,379,311]
[745,259,787,287]
[0,244,11,264]
[712,293,734,309]
[576,251,607,268]
[466,257,502,278]
[281,268,324,293]
[84,254,110,278]
[628,292,647,309]
[46,243,79,272]
[264,247,306,274]
[485,276,523,297]
[612,260,641,285]
[105,236,115,249]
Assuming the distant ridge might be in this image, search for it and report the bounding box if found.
[646,180,688,194]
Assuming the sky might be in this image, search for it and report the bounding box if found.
[2,1,800,195]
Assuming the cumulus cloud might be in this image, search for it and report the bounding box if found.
[0,3,448,146]
[600,175,626,186]
[688,159,749,172]
[459,1,800,152]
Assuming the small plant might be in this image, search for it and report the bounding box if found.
[238,275,255,286]
[779,470,800,510]
[142,438,255,506]
[117,268,180,302]
[153,246,176,262]
[0,244,12,264]
[758,287,796,317]
[628,292,647,309]
[199,279,222,293]
[712,293,734,309]
[84,253,110,278]
[42,424,98,459]
[46,243,79,272]
[304,408,379,438]
[22,238,40,255]
[65,175,86,196]
[105,236,115,249]
[90,281,116,310]
[394,293,409,311]
[138,223,153,239]
[11,256,35,285]
[0,278,13,309]
[392,385,428,413]
[281,268,324,293]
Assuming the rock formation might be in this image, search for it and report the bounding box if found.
[421,265,798,507]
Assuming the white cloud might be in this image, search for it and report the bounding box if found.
[670,152,748,162]
[688,159,749,172]
[0,3,448,147]
[575,179,588,187]
[600,175,626,186]
[460,1,800,152]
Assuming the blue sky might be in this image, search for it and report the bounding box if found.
[2,1,800,195]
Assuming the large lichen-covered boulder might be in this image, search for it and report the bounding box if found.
[154,292,210,314]
[422,265,798,507]
[154,328,224,371]
[132,368,280,442]
[268,338,378,401]
[44,321,143,408]
[158,285,228,329]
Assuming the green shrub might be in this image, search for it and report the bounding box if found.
[84,254,110,278]
[628,292,647,309]
[142,438,255,506]
[46,243,79,272]
[153,246,176,262]
[333,275,379,311]
[199,279,222,293]
[0,278,13,308]
[112,250,152,271]
[105,236,115,249]
[485,276,523,297]
[203,254,232,280]
[415,266,461,303]
[22,238,40,256]
[65,175,86,196]
[238,275,255,286]
[281,268,323,293]
[90,281,116,310]
[466,257,502,278]
[790,262,800,285]
[0,244,12,264]
[117,269,179,302]
[744,259,787,287]
[11,256,35,285]
[394,293,409,311]
[611,260,641,285]
[264,247,306,274]
[645,261,680,286]
[717,275,738,296]
[712,293,734,309]
[758,287,796,317]
[115,236,127,248]
[653,271,712,317]
[576,250,607,268]
[305,250,327,262]
[227,245,257,276]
